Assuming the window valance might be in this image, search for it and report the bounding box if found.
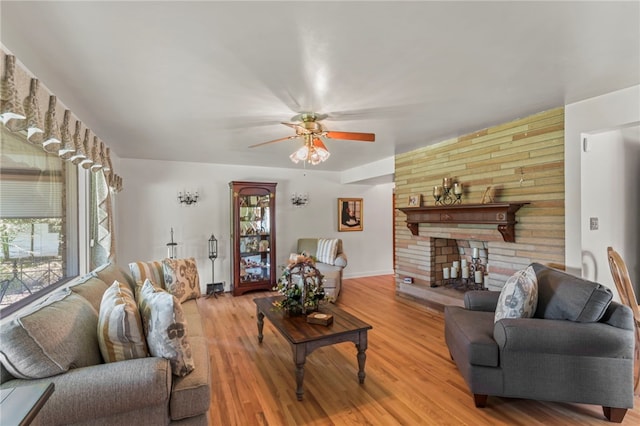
[1,48,122,192]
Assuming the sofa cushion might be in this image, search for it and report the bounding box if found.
[98,281,149,362]
[0,290,102,379]
[93,262,136,291]
[317,238,339,265]
[162,257,201,303]
[531,263,613,322]
[181,299,204,338]
[69,273,109,312]
[170,336,211,420]
[494,266,538,323]
[138,280,195,377]
[444,306,499,367]
[129,260,164,288]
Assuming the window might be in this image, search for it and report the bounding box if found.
[0,127,78,315]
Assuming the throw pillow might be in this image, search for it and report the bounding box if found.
[69,273,110,312]
[97,281,148,363]
[0,290,102,379]
[162,257,201,303]
[138,279,195,376]
[93,262,136,292]
[316,238,339,266]
[494,266,538,323]
[129,260,164,289]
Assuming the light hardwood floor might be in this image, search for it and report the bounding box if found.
[197,275,640,425]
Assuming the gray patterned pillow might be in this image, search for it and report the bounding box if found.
[495,266,538,323]
[97,281,148,362]
[137,279,195,376]
[162,257,201,303]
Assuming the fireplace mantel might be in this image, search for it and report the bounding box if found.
[398,202,529,243]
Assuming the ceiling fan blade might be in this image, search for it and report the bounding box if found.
[325,131,375,142]
[248,135,299,148]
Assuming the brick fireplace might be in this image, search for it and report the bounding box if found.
[393,108,566,308]
[432,238,488,285]
[394,229,534,307]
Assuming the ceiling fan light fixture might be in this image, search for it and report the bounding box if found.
[312,137,330,162]
[289,144,309,164]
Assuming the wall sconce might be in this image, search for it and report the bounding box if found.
[178,190,199,205]
[291,192,309,207]
[433,178,463,206]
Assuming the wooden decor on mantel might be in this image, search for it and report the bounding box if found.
[398,202,529,243]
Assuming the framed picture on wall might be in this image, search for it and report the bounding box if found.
[338,198,363,232]
[408,194,421,207]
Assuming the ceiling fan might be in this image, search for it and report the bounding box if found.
[248,112,375,165]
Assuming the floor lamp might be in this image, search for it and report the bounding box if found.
[206,234,225,298]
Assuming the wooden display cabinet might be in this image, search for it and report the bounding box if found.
[229,181,277,296]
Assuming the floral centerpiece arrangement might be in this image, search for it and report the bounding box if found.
[272,253,326,315]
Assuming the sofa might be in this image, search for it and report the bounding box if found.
[297,238,348,300]
[444,262,635,422]
[0,262,211,425]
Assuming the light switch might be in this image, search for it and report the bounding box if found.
[590,217,599,231]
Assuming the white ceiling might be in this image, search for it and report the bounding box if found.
[1,1,638,171]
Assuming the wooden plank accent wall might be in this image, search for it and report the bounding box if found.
[394,107,565,296]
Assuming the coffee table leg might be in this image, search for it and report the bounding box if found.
[294,345,306,401]
[257,308,264,343]
[356,331,368,384]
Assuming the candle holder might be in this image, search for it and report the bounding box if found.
[469,255,486,290]
[433,178,463,206]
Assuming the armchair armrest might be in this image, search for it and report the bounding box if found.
[334,252,348,268]
[464,291,500,312]
[494,318,634,358]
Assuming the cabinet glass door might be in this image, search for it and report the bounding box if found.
[238,194,271,284]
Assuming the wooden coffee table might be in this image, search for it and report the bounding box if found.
[254,296,373,401]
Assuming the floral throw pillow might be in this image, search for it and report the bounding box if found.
[137,279,194,377]
[494,266,539,323]
[162,257,201,303]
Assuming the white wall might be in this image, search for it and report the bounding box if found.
[115,159,395,293]
[580,127,640,298]
[564,85,640,280]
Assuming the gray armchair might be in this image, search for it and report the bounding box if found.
[444,263,635,422]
